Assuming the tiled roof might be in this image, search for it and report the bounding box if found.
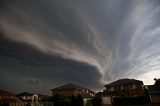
[0,89,19,102]
[52,83,87,90]
[104,78,143,86]
[15,92,33,96]
[0,89,14,96]
[147,85,160,93]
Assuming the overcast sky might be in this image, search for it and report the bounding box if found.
[0,0,160,95]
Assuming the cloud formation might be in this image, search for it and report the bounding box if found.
[0,0,160,94]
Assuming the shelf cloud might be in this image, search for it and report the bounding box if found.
[0,0,160,94]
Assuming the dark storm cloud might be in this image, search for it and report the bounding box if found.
[1,0,160,94]
[0,33,102,94]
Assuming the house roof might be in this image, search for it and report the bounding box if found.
[146,85,160,93]
[0,89,14,96]
[104,78,143,87]
[15,92,33,96]
[0,89,19,102]
[52,83,85,90]
[52,83,89,90]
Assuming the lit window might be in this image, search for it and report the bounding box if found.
[23,96,26,100]
[86,90,88,93]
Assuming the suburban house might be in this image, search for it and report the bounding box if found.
[15,92,33,103]
[15,92,47,103]
[32,93,48,102]
[146,78,160,104]
[51,83,95,97]
[0,89,19,103]
[103,78,144,97]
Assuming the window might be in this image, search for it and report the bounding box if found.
[130,84,136,89]
[82,89,85,92]
[107,87,111,91]
[23,96,26,100]
[91,93,94,96]
[86,90,88,93]
[132,84,136,89]
[130,84,133,89]
[121,85,124,89]
[111,86,114,91]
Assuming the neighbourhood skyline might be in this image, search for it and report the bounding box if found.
[0,0,160,94]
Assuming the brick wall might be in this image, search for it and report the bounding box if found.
[104,83,144,97]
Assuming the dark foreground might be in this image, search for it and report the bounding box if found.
[102,104,160,106]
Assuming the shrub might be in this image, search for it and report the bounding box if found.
[91,97,102,106]
[77,95,84,106]
[113,96,150,105]
[85,99,92,106]
[41,94,84,106]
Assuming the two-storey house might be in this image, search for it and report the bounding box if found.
[51,83,95,97]
[103,78,144,97]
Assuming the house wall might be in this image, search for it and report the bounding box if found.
[102,97,112,104]
[52,89,75,96]
[76,88,86,95]
[21,96,32,100]
[124,83,144,96]
[0,95,18,102]
[75,89,95,96]
[52,88,94,96]
[104,83,144,97]
[151,93,160,103]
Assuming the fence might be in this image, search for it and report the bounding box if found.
[0,102,54,106]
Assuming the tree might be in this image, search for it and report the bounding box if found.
[71,95,78,106]
[77,95,84,106]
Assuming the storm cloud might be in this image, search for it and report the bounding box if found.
[0,0,160,94]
